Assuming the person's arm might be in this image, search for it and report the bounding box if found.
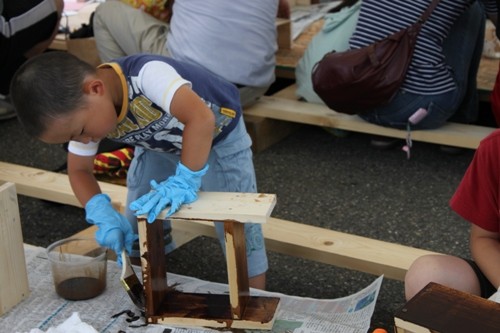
[169,84,215,172]
[67,151,101,206]
[470,224,500,289]
[129,83,214,222]
[68,150,135,260]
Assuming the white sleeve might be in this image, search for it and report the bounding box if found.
[67,140,100,156]
[138,60,191,114]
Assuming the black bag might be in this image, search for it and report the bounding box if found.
[311,0,440,115]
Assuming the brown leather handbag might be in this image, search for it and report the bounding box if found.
[311,0,440,115]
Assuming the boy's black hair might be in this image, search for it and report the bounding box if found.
[10,51,96,138]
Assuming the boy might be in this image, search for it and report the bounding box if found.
[404,129,500,301]
[10,52,267,289]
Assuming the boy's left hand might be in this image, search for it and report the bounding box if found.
[130,162,208,222]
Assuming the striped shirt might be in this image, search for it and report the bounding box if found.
[349,0,496,95]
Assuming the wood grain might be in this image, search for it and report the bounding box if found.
[0,183,30,315]
[395,282,500,333]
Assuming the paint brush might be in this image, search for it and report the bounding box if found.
[120,249,145,312]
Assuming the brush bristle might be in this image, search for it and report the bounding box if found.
[122,274,145,310]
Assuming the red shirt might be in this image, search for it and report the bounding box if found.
[450,130,500,232]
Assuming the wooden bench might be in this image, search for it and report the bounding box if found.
[267,18,500,152]
[0,161,440,281]
[245,84,497,150]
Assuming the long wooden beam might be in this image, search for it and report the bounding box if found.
[0,162,276,223]
[244,84,495,149]
[0,162,440,281]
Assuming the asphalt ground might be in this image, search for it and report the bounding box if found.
[0,100,487,331]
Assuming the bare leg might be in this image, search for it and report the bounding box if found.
[405,254,481,300]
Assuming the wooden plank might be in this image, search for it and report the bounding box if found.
[276,18,292,50]
[139,217,279,330]
[139,217,168,316]
[0,183,30,315]
[154,192,277,224]
[149,293,280,330]
[394,282,500,333]
[478,56,499,99]
[244,85,496,149]
[263,217,438,281]
[171,217,439,281]
[224,222,250,319]
[1,163,440,281]
[243,83,303,153]
[0,162,276,224]
[244,115,301,153]
[0,161,127,209]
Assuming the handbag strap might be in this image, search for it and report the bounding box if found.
[418,0,441,24]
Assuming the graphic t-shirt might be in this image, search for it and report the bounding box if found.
[69,54,241,156]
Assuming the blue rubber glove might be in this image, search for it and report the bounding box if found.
[85,193,136,263]
[130,162,208,222]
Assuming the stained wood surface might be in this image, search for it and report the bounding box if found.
[138,218,279,330]
[0,182,30,315]
[150,293,280,330]
[138,217,168,316]
[394,282,500,333]
[224,222,250,319]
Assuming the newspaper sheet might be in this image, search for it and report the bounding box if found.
[1,246,383,333]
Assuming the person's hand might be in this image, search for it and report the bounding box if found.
[85,193,136,263]
[130,162,208,222]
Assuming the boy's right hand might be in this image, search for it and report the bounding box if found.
[85,193,136,261]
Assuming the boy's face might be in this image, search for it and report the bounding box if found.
[39,96,118,145]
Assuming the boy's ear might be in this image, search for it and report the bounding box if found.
[82,77,105,96]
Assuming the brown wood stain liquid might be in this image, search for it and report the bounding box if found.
[56,276,105,300]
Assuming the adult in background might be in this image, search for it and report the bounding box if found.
[0,0,64,119]
[93,0,290,107]
[347,0,496,149]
